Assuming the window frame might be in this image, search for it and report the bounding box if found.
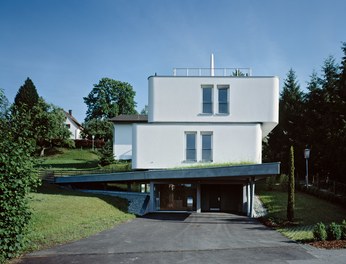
[201,132,213,162]
[201,85,213,114]
[217,85,229,114]
[185,132,197,162]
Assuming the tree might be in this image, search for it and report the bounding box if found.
[0,88,9,119]
[84,78,137,121]
[287,146,295,222]
[14,78,39,110]
[32,99,72,156]
[81,118,113,141]
[140,105,148,115]
[0,113,40,261]
[99,141,115,166]
[266,69,304,175]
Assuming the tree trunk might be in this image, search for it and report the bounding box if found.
[40,147,46,157]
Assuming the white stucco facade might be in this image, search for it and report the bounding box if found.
[132,123,262,169]
[113,124,133,160]
[112,74,279,170]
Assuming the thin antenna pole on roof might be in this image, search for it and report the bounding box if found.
[210,53,215,76]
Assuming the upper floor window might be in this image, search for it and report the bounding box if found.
[186,132,197,162]
[218,86,229,114]
[202,86,213,114]
[201,132,213,162]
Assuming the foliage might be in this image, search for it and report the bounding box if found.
[14,77,39,110]
[99,141,115,166]
[327,222,342,241]
[32,99,72,156]
[265,69,304,175]
[341,220,346,240]
[279,174,288,191]
[12,79,71,156]
[265,43,346,184]
[81,118,113,141]
[287,146,295,222]
[0,88,9,119]
[313,222,327,241]
[84,77,137,122]
[140,105,148,115]
[0,116,40,261]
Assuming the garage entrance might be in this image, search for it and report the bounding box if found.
[201,184,242,213]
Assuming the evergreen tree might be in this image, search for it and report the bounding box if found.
[14,78,39,110]
[287,146,295,222]
[0,88,9,119]
[266,69,304,175]
[99,141,115,166]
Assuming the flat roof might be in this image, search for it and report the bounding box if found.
[54,162,280,184]
[109,114,148,123]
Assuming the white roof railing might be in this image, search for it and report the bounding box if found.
[172,68,252,77]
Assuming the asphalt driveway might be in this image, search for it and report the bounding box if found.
[16,213,346,264]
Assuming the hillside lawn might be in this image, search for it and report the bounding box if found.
[25,183,135,253]
[257,188,346,241]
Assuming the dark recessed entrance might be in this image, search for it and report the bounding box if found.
[201,184,242,213]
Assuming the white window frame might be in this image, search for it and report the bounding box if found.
[201,132,213,162]
[185,132,197,162]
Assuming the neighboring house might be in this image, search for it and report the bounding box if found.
[109,56,279,216]
[64,110,83,140]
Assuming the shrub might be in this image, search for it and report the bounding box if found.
[341,220,346,240]
[327,222,342,241]
[266,176,275,191]
[279,174,289,191]
[313,222,327,241]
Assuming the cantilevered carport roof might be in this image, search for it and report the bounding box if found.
[54,162,280,184]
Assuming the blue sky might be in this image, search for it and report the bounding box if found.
[1,0,346,122]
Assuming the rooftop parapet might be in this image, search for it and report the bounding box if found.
[172,67,252,77]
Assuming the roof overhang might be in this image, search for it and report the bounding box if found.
[54,162,280,184]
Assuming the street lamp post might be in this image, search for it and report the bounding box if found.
[304,148,310,188]
[92,135,95,151]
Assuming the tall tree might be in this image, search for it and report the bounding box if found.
[84,78,137,121]
[287,146,295,222]
[14,78,39,110]
[266,69,305,175]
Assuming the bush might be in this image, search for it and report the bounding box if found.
[266,176,276,191]
[313,222,327,241]
[327,222,342,241]
[279,174,289,191]
[341,220,346,240]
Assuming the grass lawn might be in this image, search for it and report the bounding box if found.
[36,148,131,172]
[257,189,346,241]
[25,184,135,252]
[37,148,100,170]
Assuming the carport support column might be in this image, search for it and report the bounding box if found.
[196,183,201,213]
[150,181,155,213]
[249,177,255,218]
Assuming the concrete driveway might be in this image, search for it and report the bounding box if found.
[16,213,346,264]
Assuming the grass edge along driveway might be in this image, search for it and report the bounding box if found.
[257,190,346,241]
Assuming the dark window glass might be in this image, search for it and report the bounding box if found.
[202,134,212,162]
[218,88,229,114]
[203,87,213,113]
[186,133,196,161]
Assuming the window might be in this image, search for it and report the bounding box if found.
[186,133,197,162]
[66,124,71,128]
[218,86,229,114]
[202,86,213,114]
[201,133,213,162]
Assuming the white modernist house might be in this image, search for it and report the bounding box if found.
[111,58,279,215]
[64,110,83,140]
